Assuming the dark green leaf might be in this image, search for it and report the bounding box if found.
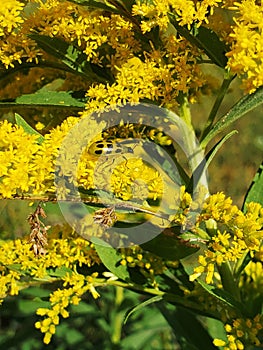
[193,26,228,67]
[197,279,245,312]
[158,303,218,350]
[56,323,85,345]
[141,227,199,260]
[124,295,163,323]
[93,237,130,281]
[15,113,45,144]
[201,86,263,148]
[170,19,228,68]
[202,318,227,347]
[120,0,135,11]
[20,286,51,298]
[243,162,263,208]
[29,34,111,82]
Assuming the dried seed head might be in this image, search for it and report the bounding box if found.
[27,203,49,256]
[93,206,117,228]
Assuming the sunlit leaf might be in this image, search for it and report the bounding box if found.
[15,113,45,144]
[93,238,130,281]
[16,91,85,108]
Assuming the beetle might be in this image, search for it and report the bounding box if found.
[87,139,135,157]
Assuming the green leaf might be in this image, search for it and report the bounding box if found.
[187,130,238,193]
[197,279,245,312]
[20,286,51,298]
[15,113,45,144]
[170,19,228,68]
[193,26,228,67]
[157,303,218,350]
[56,323,85,345]
[122,308,173,350]
[201,86,263,148]
[47,266,73,277]
[201,318,227,347]
[141,227,199,260]
[124,295,163,324]
[93,237,130,281]
[16,91,85,107]
[29,34,112,82]
[18,299,50,315]
[243,162,263,207]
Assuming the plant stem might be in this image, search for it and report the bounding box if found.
[200,74,235,143]
[175,93,208,190]
[217,262,241,302]
[111,286,124,345]
[95,278,220,319]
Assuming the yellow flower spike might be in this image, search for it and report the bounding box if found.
[206,263,215,284]
[35,122,45,131]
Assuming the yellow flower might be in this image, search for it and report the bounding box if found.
[0,0,25,37]
[226,0,263,92]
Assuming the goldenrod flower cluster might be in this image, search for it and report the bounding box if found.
[0,118,164,201]
[35,272,100,344]
[120,245,174,288]
[0,224,100,299]
[0,222,176,344]
[226,0,263,92]
[132,0,222,32]
[1,0,263,99]
[214,314,263,349]
[190,193,263,284]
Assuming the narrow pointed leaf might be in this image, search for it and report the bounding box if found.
[187,130,237,193]
[124,295,163,324]
[201,86,263,148]
[29,34,111,81]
